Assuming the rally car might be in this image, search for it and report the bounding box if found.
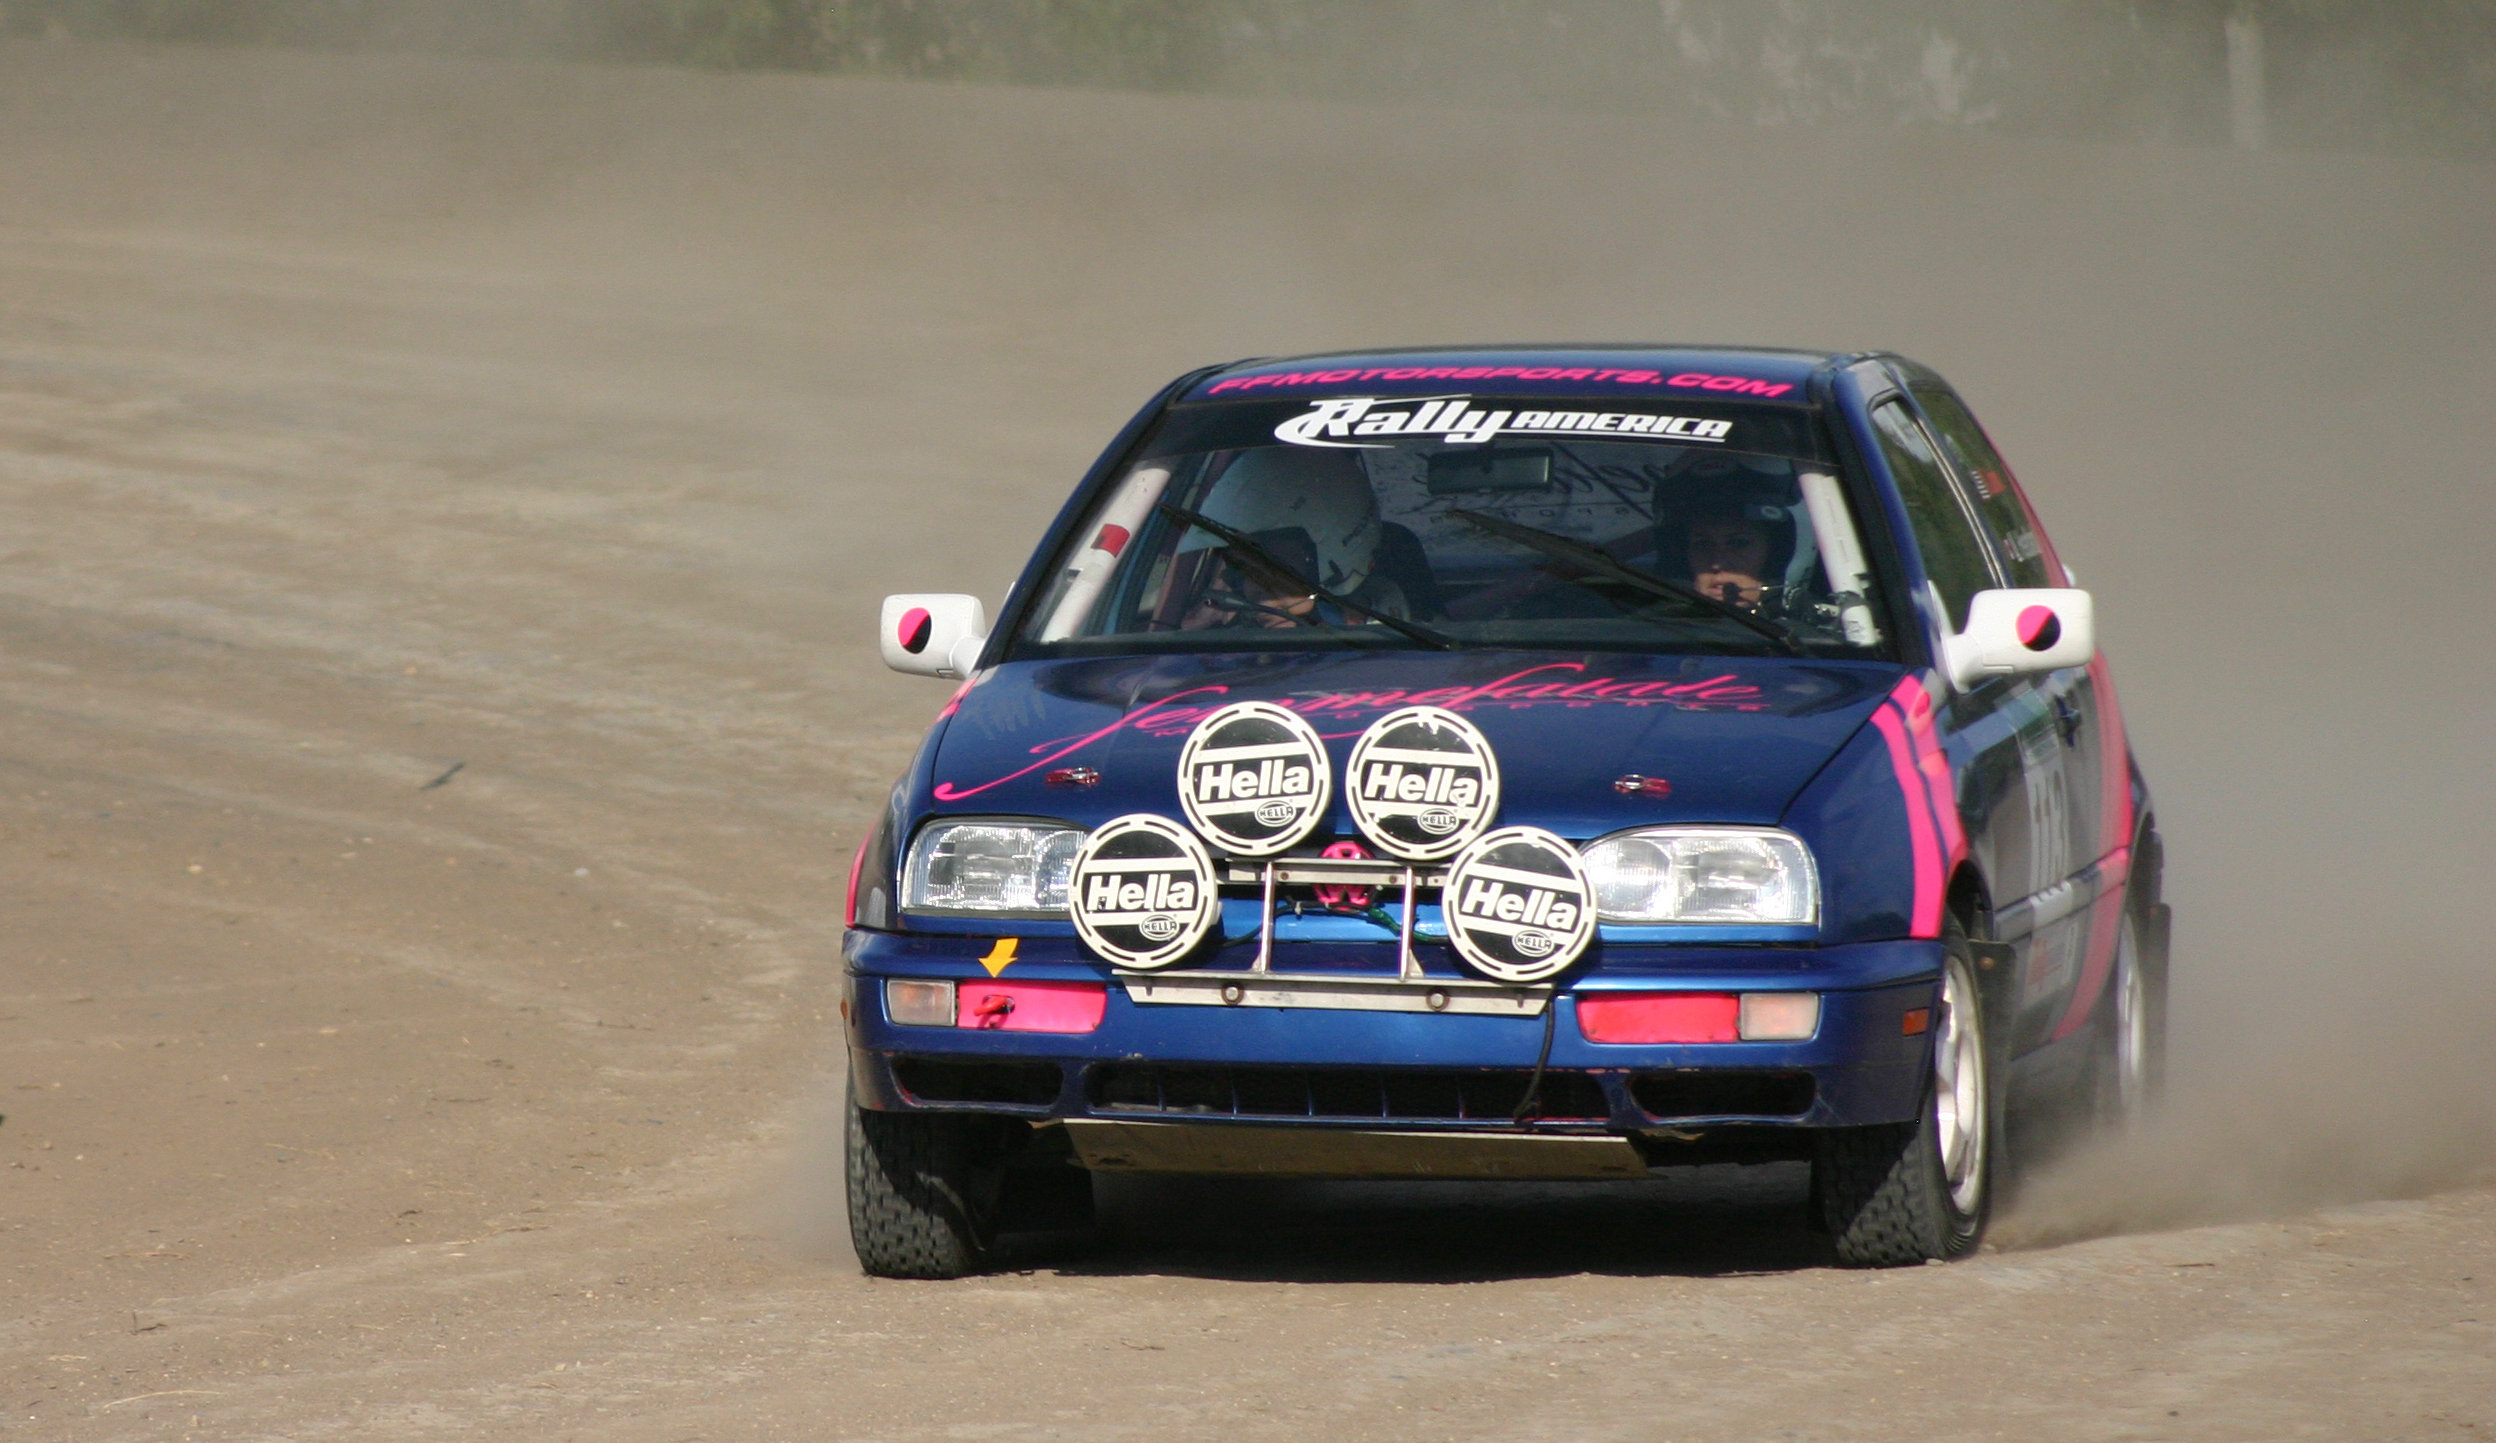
[842,346,2169,1276]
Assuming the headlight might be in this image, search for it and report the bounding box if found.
[902,820,1084,915]
[1579,828,1818,925]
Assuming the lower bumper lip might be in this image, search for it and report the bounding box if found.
[1061,1119,1652,1179]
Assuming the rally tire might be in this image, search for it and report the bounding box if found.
[1815,928,1994,1266]
[2139,899,2173,1102]
[1813,1122,1934,1265]
[2091,904,2167,1132]
[2134,828,2173,1107]
[845,1103,1010,1279]
[2093,826,2172,1133]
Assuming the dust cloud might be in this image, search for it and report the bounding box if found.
[6,32,2492,1255]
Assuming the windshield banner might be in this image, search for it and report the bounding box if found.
[1275,395,1734,449]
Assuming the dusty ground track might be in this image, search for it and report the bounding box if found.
[2,40,2492,1441]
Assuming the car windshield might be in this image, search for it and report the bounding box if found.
[1012,394,1893,659]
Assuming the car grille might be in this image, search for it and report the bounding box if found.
[1089,1064,1610,1122]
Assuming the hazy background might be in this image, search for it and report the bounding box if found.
[7,0,2496,157]
[3,4,2491,1241]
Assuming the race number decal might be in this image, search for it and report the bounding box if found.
[1067,814,1219,970]
[1175,701,1331,857]
[1441,827,1595,984]
[1344,706,1500,862]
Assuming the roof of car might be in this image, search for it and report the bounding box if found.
[1184,345,1846,406]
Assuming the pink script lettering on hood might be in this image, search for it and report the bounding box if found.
[929,663,1764,801]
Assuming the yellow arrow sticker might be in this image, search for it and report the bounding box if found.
[976,938,1019,977]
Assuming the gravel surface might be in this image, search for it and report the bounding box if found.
[2,40,2490,1441]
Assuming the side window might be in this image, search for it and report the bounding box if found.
[1912,386,2053,589]
[1870,399,1998,632]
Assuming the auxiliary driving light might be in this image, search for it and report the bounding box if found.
[884,978,957,1028]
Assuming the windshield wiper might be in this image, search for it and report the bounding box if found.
[1447,509,1804,656]
[1156,504,1458,651]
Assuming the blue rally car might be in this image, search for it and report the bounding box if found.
[842,347,2169,1275]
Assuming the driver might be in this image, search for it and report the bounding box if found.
[1658,460,1799,612]
[1687,506,1777,609]
[1177,449,1409,630]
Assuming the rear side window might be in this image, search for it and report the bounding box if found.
[1912,387,2053,590]
[1870,399,1998,632]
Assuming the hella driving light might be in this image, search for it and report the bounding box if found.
[884,979,956,1027]
[1579,828,1819,925]
[902,820,1084,915]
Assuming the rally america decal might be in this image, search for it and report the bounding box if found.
[1441,826,1596,984]
[1174,701,1331,857]
[1276,395,1734,450]
[1344,706,1501,862]
[1067,814,1220,970]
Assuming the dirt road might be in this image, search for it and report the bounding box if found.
[2,40,2491,1440]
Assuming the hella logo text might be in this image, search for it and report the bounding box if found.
[1454,877,1583,935]
[1190,758,1315,803]
[1359,762,1482,810]
[1083,870,1199,914]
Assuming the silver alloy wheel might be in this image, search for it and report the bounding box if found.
[1933,957,1988,1216]
[2110,911,2149,1121]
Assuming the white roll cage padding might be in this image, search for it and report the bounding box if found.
[1798,468,1882,647]
[1037,463,1172,642]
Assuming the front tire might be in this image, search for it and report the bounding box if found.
[846,1103,1012,1279]
[1815,929,1994,1266]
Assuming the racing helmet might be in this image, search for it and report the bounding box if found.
[1179,448,1384,594]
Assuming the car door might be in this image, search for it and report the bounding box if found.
[1910,381,2133,1040]
[1866,392,2081,1052]
[1903,382,2105,1047]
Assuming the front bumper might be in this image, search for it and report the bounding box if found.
[844,930,1941,1150]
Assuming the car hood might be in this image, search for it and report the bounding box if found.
[923,650,1901,839]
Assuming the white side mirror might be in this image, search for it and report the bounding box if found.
[1942,588,2094,689]
[880,594,988,679]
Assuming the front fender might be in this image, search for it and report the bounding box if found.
[1784,684,1959,946]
